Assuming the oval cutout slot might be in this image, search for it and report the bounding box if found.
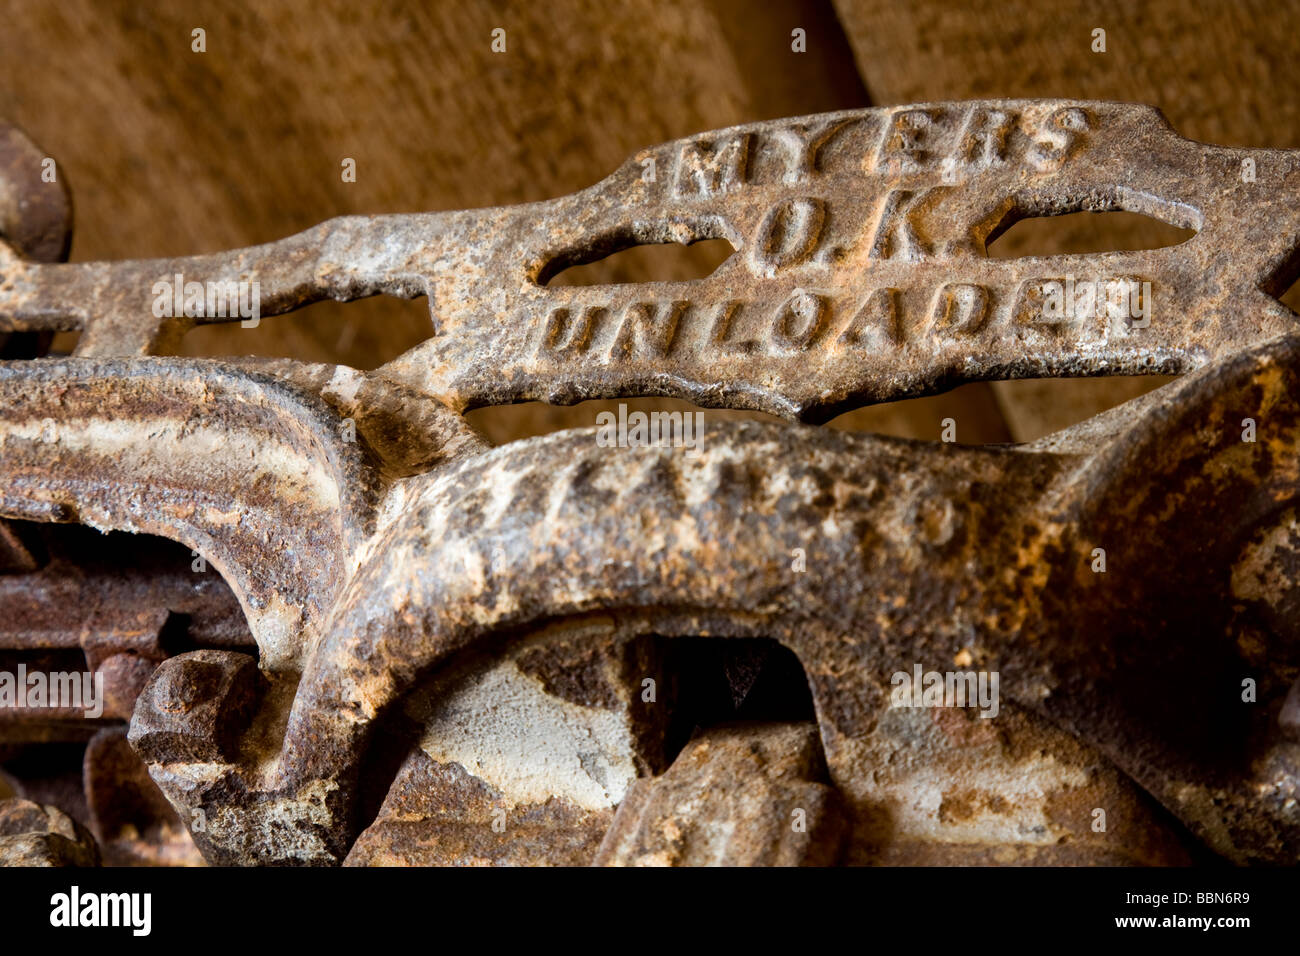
[542,237,735,287]
[985,210,1196,259]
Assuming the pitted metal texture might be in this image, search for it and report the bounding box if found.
[0,105,1295,867]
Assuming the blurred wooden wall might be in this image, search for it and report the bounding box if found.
[2,0,1298,442]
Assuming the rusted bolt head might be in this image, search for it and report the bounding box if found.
[153,658,223,715]
[128,650,262,764]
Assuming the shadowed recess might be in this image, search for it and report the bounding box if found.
[986,210,1196,259]
[543,238,736,287]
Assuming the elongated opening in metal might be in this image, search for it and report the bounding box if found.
[465,391,1026,446]
[173,295,434,370]
[0,329,80,359]
[540,233,735,287]
[985,210,1196,259]
[464,396,775,446]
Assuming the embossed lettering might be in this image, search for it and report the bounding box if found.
[770,291,828,351]
[838,288,902,345]
[708,300,759,354]
[606,301,686,360]
[931,284,989,336]
[1013,275,1150,335]
[958,107,1014,167]
[875,109,934,173]
[1012,279,1069,333]
[674,134,751,197]
[751,198,826,276]
[1028,107,1089,169]
[539,306,603,356]
[770,119,853,183]
[869,189,931,261]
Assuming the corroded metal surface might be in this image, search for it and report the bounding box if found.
[592,722,847,866]
[0,798,99,867]
[2,102,1299,416]
[0,104,1297,866]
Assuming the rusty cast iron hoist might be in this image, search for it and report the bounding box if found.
[0,101,1296,866]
